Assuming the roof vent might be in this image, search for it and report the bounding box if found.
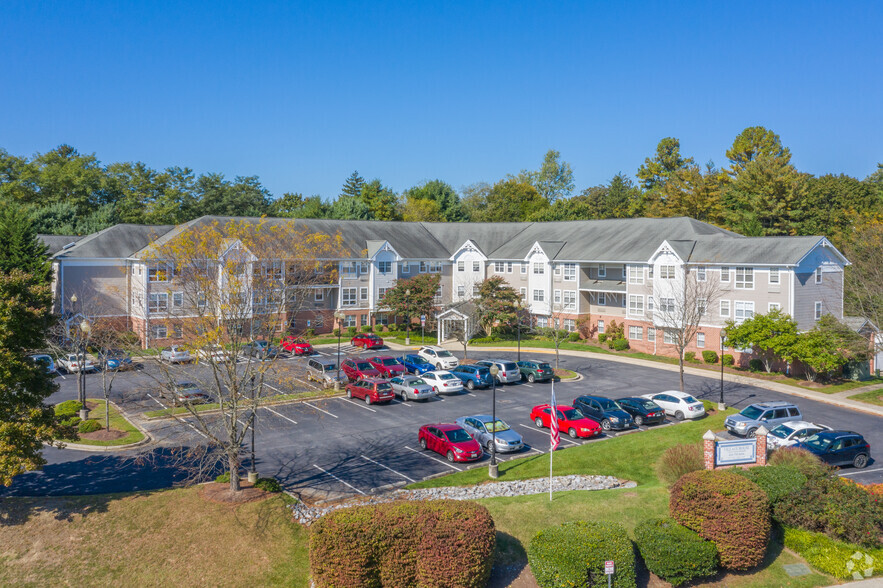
[61,242,77,250]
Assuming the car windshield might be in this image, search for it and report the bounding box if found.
[322,364,336,371]
[639,400,658,410]
[502,362,517,370]
[684,396,699,404]
[561,408,584,420]
[411,356,428,364]
[596,398,618,410]
[381,358,398,366]
[770,424,795,439]
[483,420,510,433]
[356,362,373,370]
[407,378,426,386]
[804,435,832,451]
[437,350,453,357]
[376,383,391,391]
[445,429,472,443]
[740,406,765,420]
[178,382,198,390]
[537,363,552,370]
[366,335,379,340]
[440,373,456,380]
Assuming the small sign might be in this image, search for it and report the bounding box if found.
[604,561,614,575]
[716,439,757,466]
[420,315,426,326]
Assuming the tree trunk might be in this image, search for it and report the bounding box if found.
[105,395,110,431]
[228,452,241,492]
[678,357,686,391]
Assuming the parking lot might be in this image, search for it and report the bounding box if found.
[9,343,883,500]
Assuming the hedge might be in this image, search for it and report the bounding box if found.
[702,350,719,364]
[768,447,831,479]
[633,518,718,586]
[735,464,807,504]
[254,477,282,492]
[310,500,495,588]
[598,333,608,343]
[568,332,581,342]
[528,520,636,588]
[670,470,770,570]
[783,526,882,580]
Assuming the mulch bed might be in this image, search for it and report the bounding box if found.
[199,481,270,505]
[80,429,127,441]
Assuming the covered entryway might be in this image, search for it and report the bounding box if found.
[436,302,478,345]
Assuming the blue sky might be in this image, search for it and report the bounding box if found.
[2,1,881,200]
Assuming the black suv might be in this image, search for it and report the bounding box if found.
[573,395,633,431]
[616,397,666,426]
[795,430,871,469]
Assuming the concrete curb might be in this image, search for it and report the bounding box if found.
[55,400,154,453]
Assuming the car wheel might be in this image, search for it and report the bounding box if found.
[346,389,352,398]
[747,428,757,438]
[447,451,455,462]
[528,374,536,383]
[400,393,407,402]
[419,437,427,450]
[568,428,578,439]
[601,419,611,431]
[634,415,644,426]
[436,363,442,370]
[466,380,475,390]
[854,454,869,469]
[535,417,544,428]
[365,395,372,405]
[674,411,684,421]
[486,440,494,452]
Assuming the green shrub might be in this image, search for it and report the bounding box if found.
[469,336,499,344]
[722,354,734,366]
[768,447,831,479]
[346,326,357,336]
[702,350,719,364]
[215,471,231,483]
[61,416,82,428]
[528,520,636,588]
[748,358,764,372]
[361,325,372,333]
[634,518,718,586]
[254,477,282,493]
[332,328,340,337]
[310,500,495,588]
[684,351,696,362]
[670,470,770,570]
[77,419,101,433]
[54,400,82,418]
[598,333,608,343]
[783,526,883,580]
[611,338,629,351]
[735,465,807,504]
[657,443,705,487]
[305,328,316,337]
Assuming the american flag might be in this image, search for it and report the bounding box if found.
[550,384,560,451]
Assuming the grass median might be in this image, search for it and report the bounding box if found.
[66,399,145,447]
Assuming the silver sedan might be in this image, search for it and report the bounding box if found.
[421,370,464,394]
[389,375,437,401]
[456,415,524,453]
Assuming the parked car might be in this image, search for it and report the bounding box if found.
[160,346,192,364]
[340,358,382,381]
[615,397,666,426]
[421,370,465,394]
[516,360,554,383]
[725,401,803,437]
[417,346,459,370]
[456,415,524,453]
[196,345,231,362]
[767,421,832,450]
[307,357,347,387]
[451,364,493,390]
[242,340,279,360]
[389,375,436,401]
[530,404,602,439]
[401,354,435,374]
[163,381,211,407]
[99,349,134,371]
[794,430,871,468]
[28,353,56,374]
[641,391,706,420]
[345,378,395,405]
[572,395,633,431]
[57,353,98,373]
[279,335,314,355]
[418,423,483,462]
[475,359,521,384]
[351,333,384,350]
[367,355,406,378]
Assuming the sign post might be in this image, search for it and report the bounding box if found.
[605,560,614,587]
[420,315,426,344]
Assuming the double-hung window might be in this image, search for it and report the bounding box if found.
[494,261,505,272]
[148,265,169,282]
[533,262,544,275]
[597,320,605,334]
[659,298,676,313]
[815,301,823,320]
[697,298,708,315]
[341,262,356,277]
[151,325,168,339]
[507,262,513,273]
[378,261,392,274]
[697,332,706,348]
[563,291,576,311]
[419,262,428,273]
[553,289,562,304]
[360,287,368,301]
[533,289,545,302]
[473,261,480,272]
[629,326,643,340]
[433,287,443,305]
[148,292,168,313]
[627,266,644,285]
[342,288,357,306]
[815,268,823,284]
[378,287,388,300]
[563,318,576,332]
[521,263,527,274]
[315,290,324,302]
[358,262,369,275]
[598,264,606,278]
[769,267,780,285]
[768,302,780,312]
[597,293,606,306]
[457,285,465,297]
[520,287,527,300]
[696,266,706,282]
[401,262,410,274]
[457,261,465,272]
[473,284,481,296]
[660,265,676,279]
[719,300,730,318]
[172,292,184,308]
[735,267,754,289]
[553,265,561,277]
[664,330,676,345]
[734,301,755,323]
[563,264,577,281]
[647,328,656,342]
[720,266,730,283]
[628,295,644,316]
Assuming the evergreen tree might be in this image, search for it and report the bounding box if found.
[340,170,365,199]
[0,205,50,280]
[360,179,401,221]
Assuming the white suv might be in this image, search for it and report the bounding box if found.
[417,346,459,370]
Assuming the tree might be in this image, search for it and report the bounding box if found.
[194,174,271,218]
[724,309,799,373]
[637,137,694,191]
[726,126,790,175]
[460,182,491,222]
[650,163,727,223]
[798,174,876,245]
[515,149,575,203]
[843,219,883,334]
[378,273,442,340]
[475,276,521,338]
[722,155,806,236]
[401,180,465,222]
[480,179,549,222]
[270,192,328,218]
[401,195,444,222]
[791,314,870,382]
[359,179,400,221]
[340,171,365,200]
[0,205,51,279]
[604,173,643,218]
[329,194,371,220]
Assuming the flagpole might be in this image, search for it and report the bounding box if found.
[549,379,554,501]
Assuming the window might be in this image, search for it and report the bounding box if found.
[172,292,184,308]
[342,288,357,306]
[815,267,823,284]
[341,262,356,276]
[734,301,755,323]
[735,267,754,289]
[521,263,527,274]
[720,266,730,283]
[664,330,676,345]
[419,262,428,273]
[621,294,626,308]
[598,264,606,278]
[148,265,169,282]
[629,325,643,340]
[659,297,676,313]
[720,300,730,317]
[815,301,822,320]
[172,324,183,338]
[563,291,576,311]
[647,328,656,342]
[597,293,606,306]
[554,289,562,303]
[554,265,561,276]
[697,266,706,282]
[533,262,545,274]
[536,316,548,328]
[564,318,576,332]
[770,267,780,285]
[360,287,368,301]
[563,264,577,281]
[473,261,480,272]
[660,265,676,279]
[494,261,505,272]
[597,320,605,334]
[354,314,364,327]
[507,262,513,273]
[401,262,410,274]
[433,287,443,305]
[520,287,527,300]
[197,292,206,309]
[697,332,705,348]
[629,295,644,316]
[378,287,389,300]
[457,261,465,272]
[473,284,480,296]
[315,289,324,302]
[697,298,708,315]
[148,293,168,313]
[315,315,324,327]
[151,324,167,339]
[376,313,389,325]
[627,266,644,285]
[457,285,465,297]
[768,302,780,313]
[648,297,654,311]
[376,261,391,274]
[533,289,545,302]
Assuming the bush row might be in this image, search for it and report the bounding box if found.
[528,520,636,588]
[633,518,718,586]
[783,526,882,580]
[310,500,495,588]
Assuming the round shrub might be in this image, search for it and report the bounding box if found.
[768,447,830,479]
[568,331,581,342]
[612,338,629,351]
[61,416,82,428]
[310,500,495,588]
[361,325,373,333]
[254,477,282,493]
[722,354,734,366]
[332,328,340,337]
[528,520,636,588]
[702,350,719,364]
[346,326,357,336]
[215,471,231,483]
[77,419,101,433]
[684,351,697,362]
[634,518,718,586]
[670,470,771,570]
[748,358,764,372]
[735,465,807,504]
[598,333,608,343]
[657,443,704,487]
[54,400,82,418]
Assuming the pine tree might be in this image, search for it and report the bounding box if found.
[0,204,50,280]
[340,171,365,200]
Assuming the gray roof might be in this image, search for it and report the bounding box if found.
[53,224,175,259]
[688,236,835,265]
[39,235,82,256]
[580,280,627,293]
[843,317,879,333]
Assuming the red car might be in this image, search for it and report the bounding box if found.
[341,358,382,381]
[346,378,395,405]
[367,355,405,377]
[351,333,384,350]
[418,423,483,463]
[279,336,314,355]
[530,404,602,439]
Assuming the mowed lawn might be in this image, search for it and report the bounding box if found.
[0,488,309,587]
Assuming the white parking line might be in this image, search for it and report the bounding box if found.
[336,397,377,412]
[840,467,883,477]
[262,405,297,425]
[262,383,285,394]
[405,446,462,471]
[313,464,366,495]
[147,393,208,439]
[522,384,534,388]
[466,393,477,397]
[303,402,338,418]
[361,455,416,482]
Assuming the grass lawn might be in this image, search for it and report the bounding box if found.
[0,487,308,586]
[72,399,145,446]
[849,387,883,406]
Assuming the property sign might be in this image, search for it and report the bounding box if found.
[420,314,426,326]
[715,439,757,466]
[604,560,614,575]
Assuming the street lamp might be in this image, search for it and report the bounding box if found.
[249,374,258,483]
[405,289,411,345]
[333,310,346,390]
[515,301,523,361]
[719,331,727,411]
[69,294,92,421]
[488,363,500,479]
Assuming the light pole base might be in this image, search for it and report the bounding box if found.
[247,471,259,483]
[79,408,89,421]
[488,463,499,479]
[405,337,410,345]
[718,402,727,412]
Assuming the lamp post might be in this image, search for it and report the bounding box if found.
[405,289,411,345]
[334,310,345,390]
[248,374,258,483]
[516,301,523,361]
[719,331,727,411]
[70,294,91,421]
[488,363,500,479]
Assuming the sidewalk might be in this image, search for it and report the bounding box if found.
[378,340,883,418]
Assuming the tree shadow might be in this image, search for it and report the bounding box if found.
[487,531,528,588]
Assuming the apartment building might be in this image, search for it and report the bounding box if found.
[45,216,850,361]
